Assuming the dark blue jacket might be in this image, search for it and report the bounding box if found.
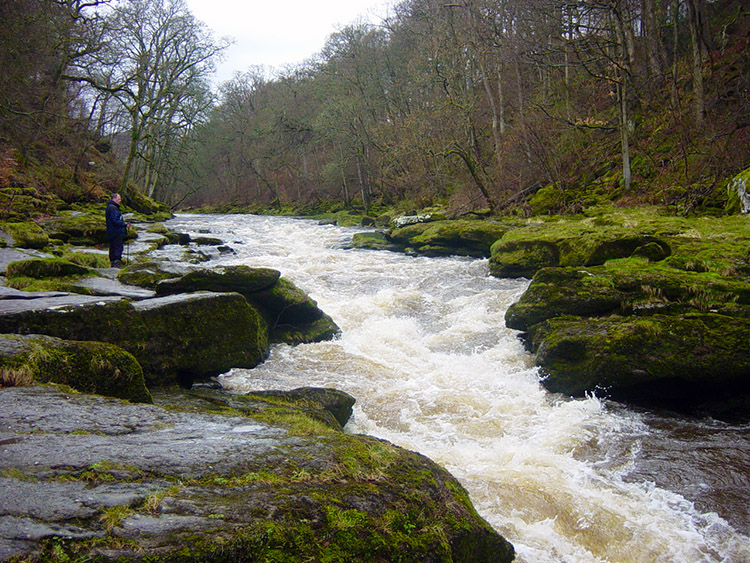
[105,199,127,240]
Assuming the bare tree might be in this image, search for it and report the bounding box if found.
[85,0,227,193]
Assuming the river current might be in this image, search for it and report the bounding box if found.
[162,213,750,563]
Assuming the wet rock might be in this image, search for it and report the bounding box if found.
[71,276,156,299]
[6,257,93,279]
[154,265,280,295]
[388,219,507,258]
[0,333,152,403]
[528,313,750,418]
[0,286,68,300]
[0,292,268,387]
[245,277,341,344]
[0,385,515,563]
[155,266,340,346]
[248,387,356,428]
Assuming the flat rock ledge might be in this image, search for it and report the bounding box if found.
[0,385,514,563]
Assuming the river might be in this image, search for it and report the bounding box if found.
[161,213,750,562]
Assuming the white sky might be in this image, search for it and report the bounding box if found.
[185,0,394,83]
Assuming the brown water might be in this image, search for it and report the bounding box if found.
[621,407,750,534]
[161,214,750,562]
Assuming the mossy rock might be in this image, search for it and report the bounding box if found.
[506,261,750,331]
[269,311,341,345]
[192,236,223,246]
[490,219,672,279]
[246,278,341,345]
[505,267,627,331]
[258,387,355,428]
[245,277,324,325]
[117,260,179,289]
[0,385,514,562]
[155,265,281,296]
[348,231,402,251]
[122,186,171,216]
[0,334,152,403]
[528,313,750,418]
[6,257,93,279]
[492,207,750,279]
[388,219,508,257]
[41,211,109,245]
[0,221,49,249]
[489,239,560,278]
[585,235,671,265]
[0,293,269,387]
[155,267,341,346]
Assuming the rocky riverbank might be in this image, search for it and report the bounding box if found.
[0,203,514,562]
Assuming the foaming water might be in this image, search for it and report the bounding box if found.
[165,214,750,562]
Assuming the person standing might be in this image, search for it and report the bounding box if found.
[105,193,129,267]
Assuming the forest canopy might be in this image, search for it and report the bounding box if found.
[1,0,748,216]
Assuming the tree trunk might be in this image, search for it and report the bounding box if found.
[478,57,503,170]
[618,79,632,191]
[447,145,497,214]
[642,0,665,82]
[686,0,707,126]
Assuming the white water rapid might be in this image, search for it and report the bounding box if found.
[163,213,750,563]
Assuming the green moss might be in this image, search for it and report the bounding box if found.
[389,219,507,257]
[117,260,177,288]
[6,257,94,279]
[0,221,49,248]
[43,210,108,245]
[24,340,152,403]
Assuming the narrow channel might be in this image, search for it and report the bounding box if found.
[162,213,750,563]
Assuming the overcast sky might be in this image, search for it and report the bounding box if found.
[184,0,394,84]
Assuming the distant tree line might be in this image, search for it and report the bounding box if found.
[175,0,748,214]
[0,1,747,214]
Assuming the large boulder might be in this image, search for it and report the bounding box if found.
[0,385,515,563]
[387,219,508,258]
[0,292,269,387]
[0,334,152,403]
[245,278,340,344]
[506,262,750,332]
[155,266,341,345]
[490,222,671,279]
[505,267,626,331]
[528,313,750,418]
[154,265,280,295]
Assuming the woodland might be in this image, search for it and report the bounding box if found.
[0,0,748,217]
